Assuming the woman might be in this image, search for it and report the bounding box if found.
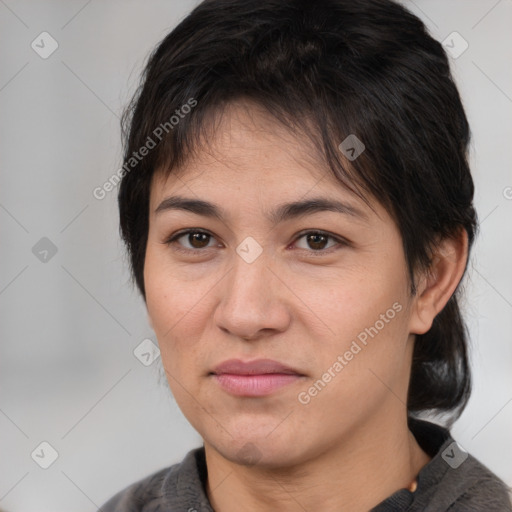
[102,0,512,510]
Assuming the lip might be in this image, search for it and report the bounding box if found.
[210,358,304,397]
[212,358,302,376]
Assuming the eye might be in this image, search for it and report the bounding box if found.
[293,230,347,254]
[163,228,349,255]
[164,229,219,253]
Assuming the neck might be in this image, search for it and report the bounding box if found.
[204,410,431,512]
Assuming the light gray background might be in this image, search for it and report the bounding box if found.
[1,1,511,510]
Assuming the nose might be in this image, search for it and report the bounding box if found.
[213,250,291,341]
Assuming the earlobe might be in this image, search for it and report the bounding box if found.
[409,229,469,335]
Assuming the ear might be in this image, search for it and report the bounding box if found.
[409,229,469,335]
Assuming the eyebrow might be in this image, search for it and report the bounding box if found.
[154,195,368,223]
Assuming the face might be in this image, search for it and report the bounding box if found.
[144,101,418,468]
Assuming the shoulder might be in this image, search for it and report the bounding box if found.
[99,447,209,512]
[408,419,512,511]
[443,453,512,512]
[99,464,175,512]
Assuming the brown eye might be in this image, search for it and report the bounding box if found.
[294,231,343,252]
[165,229,217,252]
[305,233,329,250]
[186,232,211,249]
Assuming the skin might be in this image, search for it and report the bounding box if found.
[144,100,468,511]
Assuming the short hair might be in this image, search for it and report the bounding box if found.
[118,0,477,423]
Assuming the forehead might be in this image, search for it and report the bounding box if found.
[153,102,322,186]
[148,100,381,220]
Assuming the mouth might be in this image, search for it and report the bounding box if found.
[210,358,305,397]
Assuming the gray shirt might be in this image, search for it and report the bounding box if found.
[100,419,512,511]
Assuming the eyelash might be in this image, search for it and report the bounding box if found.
[163,229,349,256]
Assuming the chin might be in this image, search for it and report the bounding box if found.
[206,423,308,469]
[220,441,296,469]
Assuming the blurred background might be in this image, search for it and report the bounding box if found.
[1,0,511,510]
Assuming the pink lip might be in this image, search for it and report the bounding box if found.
[211,359,304,397]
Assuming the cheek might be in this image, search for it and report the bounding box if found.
[144,251,211,373]
[294,263,406,341]
[293,261,410,391]
[295,312,410,431]
[145,243,204,326]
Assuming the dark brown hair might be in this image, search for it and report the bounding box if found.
[118,0,478,423]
